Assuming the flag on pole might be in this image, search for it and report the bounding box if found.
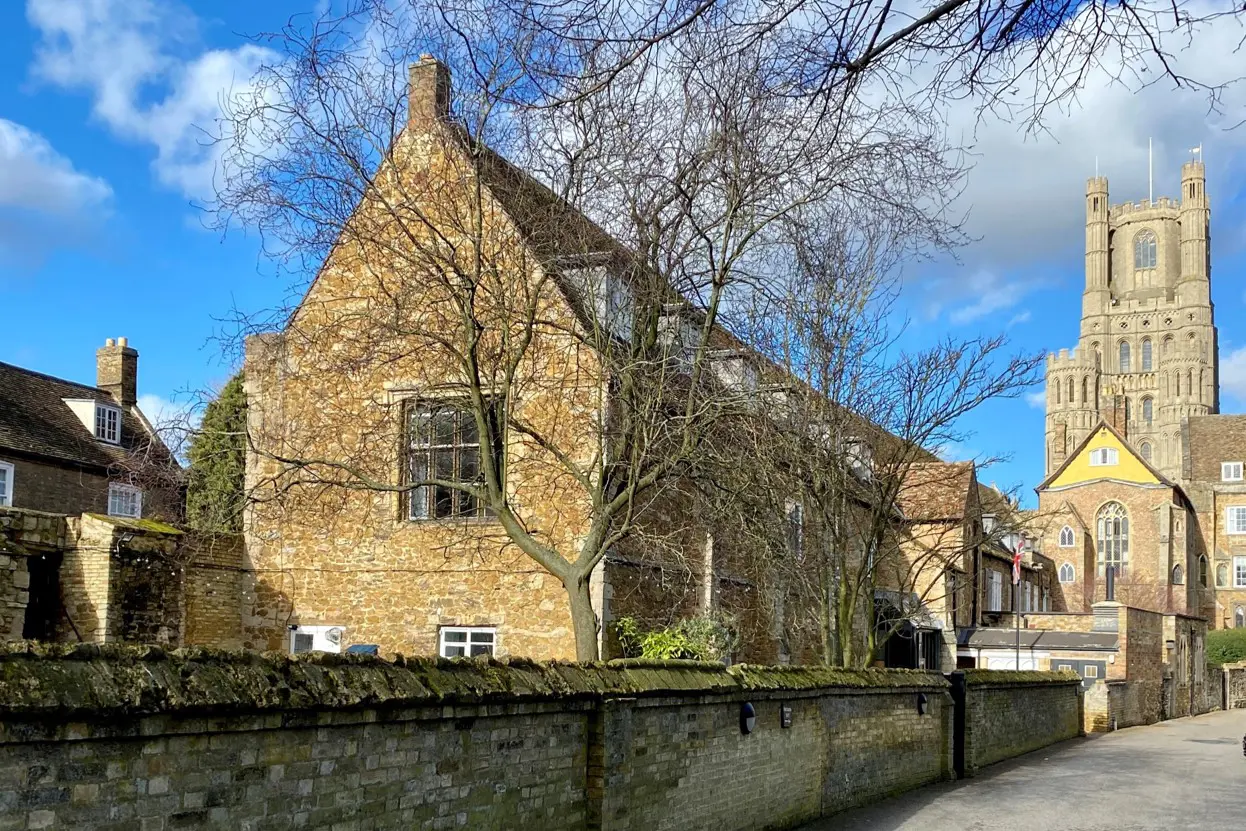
[1012,540,1023,585]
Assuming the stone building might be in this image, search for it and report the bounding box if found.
[1183,415,1246,629]
[1044,162,1216,480]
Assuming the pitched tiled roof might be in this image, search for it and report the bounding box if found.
[0,361,158,471]
[897,461,975,522]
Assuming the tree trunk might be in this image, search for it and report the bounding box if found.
[565,574,600,661]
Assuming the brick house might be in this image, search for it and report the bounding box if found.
[1183,414,1246,629]
[0,339,186,643]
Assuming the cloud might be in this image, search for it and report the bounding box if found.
[1008,310,1031,326]
[924,269,1047,324]
[1220,346,1246,405]
[1025,390,1046,409]
[26,0,273,200]
[0,118,112,267]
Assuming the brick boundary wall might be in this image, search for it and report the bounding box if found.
[0,645,1080,830]
[953,670,1083,776]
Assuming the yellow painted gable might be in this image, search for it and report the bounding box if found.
[1047,426,1161,489]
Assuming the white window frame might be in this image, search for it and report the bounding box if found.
[1222,462,1244,482]
[987,571,1002,612]
[439,626,496,658]
[107,483,143,519]
[95,403,121,444]
[1059,562,1075,584]
[0,461,12,508]
[1235,556,1246,589]
[1089,447,1118,467]
[1083,664,1099,678]
[1058,526,1075,548]
[1226,507,1246,536]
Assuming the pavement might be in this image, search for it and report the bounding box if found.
[799,708,1246,831]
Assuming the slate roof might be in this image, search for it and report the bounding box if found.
[0,361,160,471]
[898,461,975,522]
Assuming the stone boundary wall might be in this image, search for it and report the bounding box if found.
[955,670,1082,775]
[1226,662,1246,709]
[0,645,1079,830]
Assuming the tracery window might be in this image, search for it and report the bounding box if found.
[1059,526,1075,548]
[1141,339,1153,371]
[1119,341,1131,373]
[1134,230,1157,269]
[1096,502,1129,577]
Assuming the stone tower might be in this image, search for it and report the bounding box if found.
[1045,161,1218,480]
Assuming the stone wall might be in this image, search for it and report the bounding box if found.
[0,647,1084,830]
[1226,662,1246,709]
[955,670,1082,775]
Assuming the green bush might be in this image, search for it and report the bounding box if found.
[615,615,739,662]
[1206,628,1246,665]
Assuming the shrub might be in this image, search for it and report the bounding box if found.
[1206,628,1246,665]
[615,614,739,662]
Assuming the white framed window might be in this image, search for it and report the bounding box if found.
[1059,562,1075,583]
[94,403,121,444]
[1058,526,1075,548]
[1235,557,1246,589]
[987,571,1002,612]
[107,483,142,519]
[439,626,496,658]
[0,461,12,507]
[1226,506,1246,535]
[1083,664,1098,678]
[1089,447,1118,467]
[1222,462,1243,482]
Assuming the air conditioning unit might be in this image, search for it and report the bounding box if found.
[289,624,345,654]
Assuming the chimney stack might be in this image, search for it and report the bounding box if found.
[97,337,138,407]
[408,55,450,128]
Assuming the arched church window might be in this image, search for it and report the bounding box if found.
[1067,377,1075,404]
[1218,563,1230,587]
[1059,563,1075,583]
[1059,526,1075,548]
[1141,338,1153,371]
[1174,371,1181,396]
[1162,335,1173,358]
[1142,397,1153,426]
[1199,555,1209,588]
[1134,230,1157,269]
[1172,564,1184,585]
[1082,377,1089,404]
[1140,442,1152,463]
[1187,369,1195,399]
[1055,381,1061,405]
[1119,341,1131,373]
[1096,502,1129,577]
[1124,397,1131,427]
[1237,607,1245,629]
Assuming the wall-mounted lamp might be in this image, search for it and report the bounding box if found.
[917,693,929,716]
[740,702,756,734]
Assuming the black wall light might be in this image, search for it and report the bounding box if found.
[916,693,928,716]
[740,702,756,734]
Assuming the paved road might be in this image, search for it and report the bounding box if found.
[803,708,1246,831]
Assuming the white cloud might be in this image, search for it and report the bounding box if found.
[1220,346,1246,404]
[925,269,1046,325]
[27,0,273,199]
[1025,390,1046,409]
[1008,310,1031,326]
[0,118,112,266]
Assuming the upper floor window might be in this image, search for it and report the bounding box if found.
[1096,501,1129,577]
[0,461,12,508]
[1227,507,1246,536]
[1140,442,1152,463]
[987,570,1003,612]
[1118,341,1131,373]
[95,403,121,444]
[1141,339,1153,371]
[1134,230,1157,269]
[1058,525,1075,547]
[1217,562,1230,588]
[405,400,497,521]
[1142,398,1153,426]
[1222,462,1243,482]
[1058,562,1075,583]
[1089,447,1119,467]
[1172,564,1184,585]
[107,483,142,519]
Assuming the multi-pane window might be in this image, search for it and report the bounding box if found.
[95,404,120,444]
[439,627,496,658]
[405,401,496,520]
[1142,398,1153,426]
[1141,339,1153,371]
[1221,462,1243,482]
[1235,557,1246,589]
[0,461,12,507]
[987,570,1002,612]
[107,483,142,519]
[1059,562,1075,583]
[1089,447,1118,467]
[1226,506,1246,535]
[1096,501,1128,577]
[1134,230,1157,269]
[1058,525,1075,548]
[1119,341,1131,373]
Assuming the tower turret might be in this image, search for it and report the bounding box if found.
[1178,160,1209,307]
[1084,176,1110,317]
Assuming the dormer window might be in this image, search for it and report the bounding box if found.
[95,403,121,444]
[1089,447,1118,467]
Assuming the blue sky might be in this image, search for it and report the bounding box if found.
[3,0,1246,505]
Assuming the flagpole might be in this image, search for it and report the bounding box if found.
[1148,138,1153,203]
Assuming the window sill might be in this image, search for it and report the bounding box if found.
[403,516,500,526]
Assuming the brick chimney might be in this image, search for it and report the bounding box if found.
[97,337,138,407]
[408,55,450,128]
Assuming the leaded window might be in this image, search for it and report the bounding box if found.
[1096,502,1129,577]
[1134,230,1157,269]
[1059,526,1075,547]
[1142,397,1153,426]
[1141,339,1153,371]
[405,401,498,520]
[1059,562,1075,583]
[1119,341,1131,373]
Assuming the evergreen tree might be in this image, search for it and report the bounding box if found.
[186,373,246,534]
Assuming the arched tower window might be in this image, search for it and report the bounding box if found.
[1140,442,1152,463]
[1187,369,1195,400]
[1067,376,1075,404]
[1059,563,1075,583]
[1059,526,1075,548]
[1172,564,1184,585]
[1134,230,1157,269]
[1096,502,1129,577]
[1124,397,1131,427]
[1119,341,1131,373]
[1142,397,1153,426]
[1141,339,1153,371]
[1082,377,1089,404]
[1174,371,1181,396]
[1055,380,1061,405]
[1162,335,1173,358]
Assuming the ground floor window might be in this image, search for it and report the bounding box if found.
[439,626,496,658]
[107,483,142,519]
[1235,556,1246,589]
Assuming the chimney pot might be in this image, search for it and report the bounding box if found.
[117,336,128,347]
[105,338,115,347]
[409,56,451,128]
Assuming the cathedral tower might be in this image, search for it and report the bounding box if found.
[1044,161,1218,480]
